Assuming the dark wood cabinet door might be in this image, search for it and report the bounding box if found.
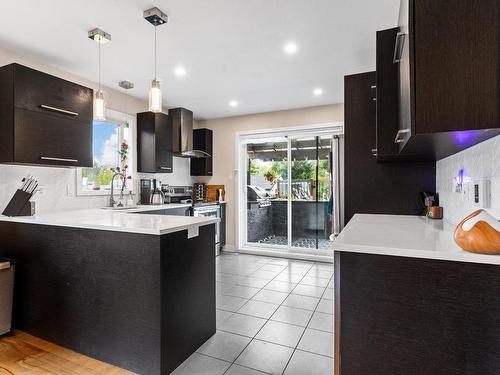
[190,129,213,176]
[137,112,173,173]
[414,0,500,134]
[154,113,173,173]
[14,108,92,167]
[344,72,436,224]
[396,0,413,150]
[14,64,93,124]
[376,27,402,159]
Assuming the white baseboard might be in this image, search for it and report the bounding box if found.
[221,246,333,263]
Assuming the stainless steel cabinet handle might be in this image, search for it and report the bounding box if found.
[371,148,378,156]
[40,105,79,117]
[394,129,410,144]
[393,32,406,63]
[40,156,78,163]
[159,166,172,170]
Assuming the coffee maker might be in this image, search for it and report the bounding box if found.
[140,179,164,205]
[140,179,153,205]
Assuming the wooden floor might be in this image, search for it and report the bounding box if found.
[0,331,135,375]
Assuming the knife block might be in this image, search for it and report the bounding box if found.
[2,189,35,217]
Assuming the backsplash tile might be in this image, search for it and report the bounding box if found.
[437,135,500,224]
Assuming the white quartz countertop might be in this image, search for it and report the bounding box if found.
[0,205,218,236]
[333,214,500,265]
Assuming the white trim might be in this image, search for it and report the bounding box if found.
[76,109,137,196]
[235,122,344,139]
[238,246,333,263]
[235,122,342,257]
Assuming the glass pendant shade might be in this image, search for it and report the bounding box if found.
[94,89,106,120]
[149,79,162,112]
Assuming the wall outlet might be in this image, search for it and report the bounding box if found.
[67,185,74,197]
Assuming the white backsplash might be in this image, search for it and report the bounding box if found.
[0,157,194,215]
[436,135,500,224]
[138,157,195,187]
[0,165,113,214]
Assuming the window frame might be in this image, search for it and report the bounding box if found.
[76,108,137,196]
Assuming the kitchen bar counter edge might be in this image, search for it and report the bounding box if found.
[0,205,219,236]
[332,213,500,265]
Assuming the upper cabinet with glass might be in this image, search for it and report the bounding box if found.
[390,0,500,160]
[0,63,93,167]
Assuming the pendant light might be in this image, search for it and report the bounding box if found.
[144,7,168,113]
[88,28,111,121]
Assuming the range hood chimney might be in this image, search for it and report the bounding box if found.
[169,107,210,158]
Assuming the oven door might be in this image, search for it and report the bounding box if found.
[193,206,221,255]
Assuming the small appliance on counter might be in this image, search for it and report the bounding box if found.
[151,179,164,205]
[162,185,193,204]
[140,179,153,205]
[454,209,500,254]
[193,183,207,202]
[421,191,443,219]
[2,176,38,217]
[140,178,164,205]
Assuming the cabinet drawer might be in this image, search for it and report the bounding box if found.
[14,64,93,123]
[14,108,92,167]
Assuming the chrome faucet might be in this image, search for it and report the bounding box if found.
[109,171,125,207]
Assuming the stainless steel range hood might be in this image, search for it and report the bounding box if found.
[169,107,210,158]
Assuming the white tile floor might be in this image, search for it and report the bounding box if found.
[172,253,334,375]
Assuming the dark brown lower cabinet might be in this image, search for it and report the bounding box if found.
[0,222,216,375]
[335,252,500,375]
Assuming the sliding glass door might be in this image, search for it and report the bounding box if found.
[240,128,340,259]
[290,135,334,252]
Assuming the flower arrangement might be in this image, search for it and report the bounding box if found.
[110,141,132,202]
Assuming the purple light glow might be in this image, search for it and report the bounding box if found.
[452,130,479,146]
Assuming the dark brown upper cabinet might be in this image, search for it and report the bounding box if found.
[0,63,93,167]
[374,28,401,161]
[190,128,213,176]
[395,0,500,160]
[137,112,173,173]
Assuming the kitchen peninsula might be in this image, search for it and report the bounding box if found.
[0,208,219,375]
[333,214,500,375]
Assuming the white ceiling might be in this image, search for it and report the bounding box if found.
[0,0,400,119]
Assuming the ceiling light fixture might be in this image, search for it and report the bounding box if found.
[229,100,239,107]
[174,66,186,78]
[88,28,111,121]
[284,42,298,55]
[313,88,323,96]
[144,7,168,113]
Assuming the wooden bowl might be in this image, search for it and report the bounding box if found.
[454,209,500,254]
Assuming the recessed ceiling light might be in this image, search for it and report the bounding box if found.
[174,66,186,78]
[313,88,323,96]
[229,100,239,107]
[284,42,298,55]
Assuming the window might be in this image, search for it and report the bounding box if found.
[77,109,135,196]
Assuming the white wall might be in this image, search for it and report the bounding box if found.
[195,104,344,247]
[436,135,500,224]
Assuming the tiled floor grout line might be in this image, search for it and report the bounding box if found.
[280,271,334,375]
[211,254,334,375]
[220,258,315,375]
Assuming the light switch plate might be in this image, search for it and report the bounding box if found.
[471,178,491,208]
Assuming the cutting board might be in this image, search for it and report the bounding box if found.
[207,185,225,202]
